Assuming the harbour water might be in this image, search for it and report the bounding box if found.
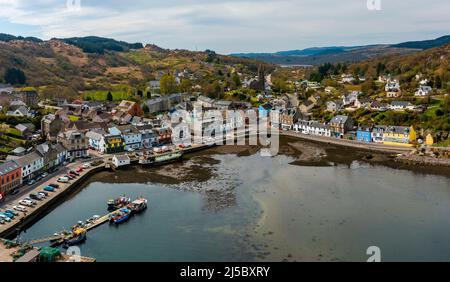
[18,140,450,262]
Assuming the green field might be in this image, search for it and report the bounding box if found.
[83,90,131,101]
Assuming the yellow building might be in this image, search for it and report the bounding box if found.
[382,126,416,147]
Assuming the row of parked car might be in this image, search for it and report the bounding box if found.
[57,166,87,183]
[0,183,62,225]
[0,163,91,225]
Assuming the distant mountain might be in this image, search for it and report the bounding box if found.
[231,35,450,66]
[391,35,450,50]
[0,33,42,43]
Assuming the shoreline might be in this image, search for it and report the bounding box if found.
[1,136,448,239]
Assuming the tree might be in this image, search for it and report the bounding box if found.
[107,91,113,101]
[231,73,241,90]
[179,79,193,93]
[4,68,26,85]
[142,103,150,114]
[160,74,178,95]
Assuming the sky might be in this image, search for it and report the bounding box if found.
[0,0,449,54]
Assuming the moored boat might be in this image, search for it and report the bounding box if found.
[128,198,148,214]
[109,208,132,224]
[64,228,87,247]
[107,196,131,211]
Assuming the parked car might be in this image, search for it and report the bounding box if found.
[58,177,69,183]
[29,193,42,201]
[0,214,12,222]
[27,179,36,186]
[13,205,27,212]
[38,192,47,198]
[5,210,19,216]
[82,163,91,169]
[24,198,37,205]
[0,211,14,219]
[41,172,49,178]
[76,167,84,173]
[39,191,49,197]
[44,186,55,192]
[19,200,34,207]
[0,218,4,224]
[10,189,19,195]
[69,170,80,176]
[65,174,74,180]
[49,183,60,189]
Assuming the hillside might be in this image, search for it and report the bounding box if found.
[232,35,450,66]
[0,35,272,99]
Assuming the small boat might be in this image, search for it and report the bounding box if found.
[107,196,131,211]
[128,198,148,214]
[64,228,87,247]
[109,208,131,225]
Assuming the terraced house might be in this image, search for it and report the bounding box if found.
[382,126,417,147]
[115,125,142,151]
[100,135,125,154]
[0,161,22,198]
[57,130,88,161]
[15,151,44,181]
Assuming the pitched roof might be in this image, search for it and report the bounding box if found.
[330,115,349,124]
[0,160,20,175]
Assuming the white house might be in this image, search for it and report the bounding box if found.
[343,91,361,106]
[112,154,131,168]
[385,80,401,98]
[294,120,331,137]
[341,74,355,84]
[116,125,142,151]
[6,106,32,117]
[415,86,432,97]
[389,101,415,111]
[16,151,44,181]
[327,101,343,112]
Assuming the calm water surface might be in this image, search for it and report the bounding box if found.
[19,150,450,262]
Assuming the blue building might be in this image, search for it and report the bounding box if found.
[356,126,373,143]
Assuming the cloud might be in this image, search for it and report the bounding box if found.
[0,0,449,53]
